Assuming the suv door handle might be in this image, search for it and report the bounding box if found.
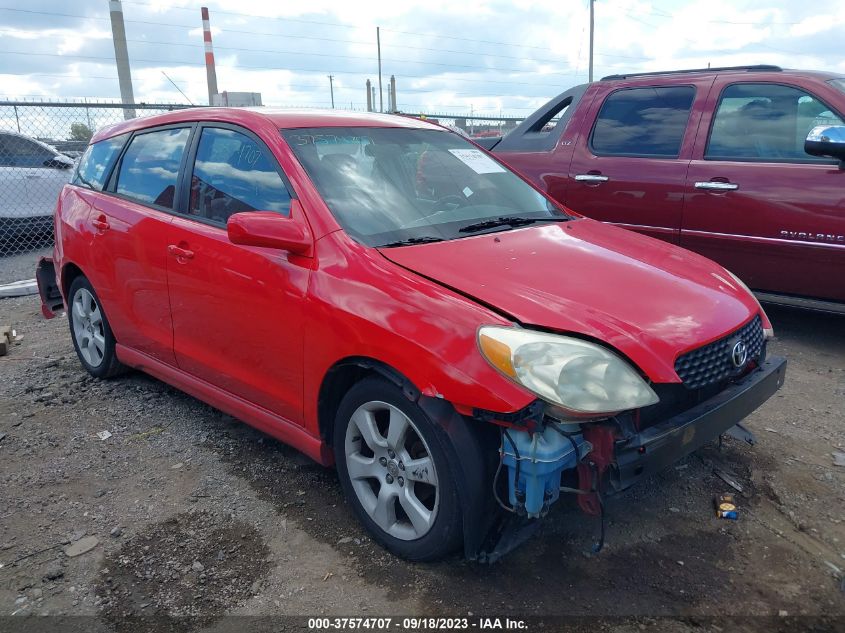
[695,181,739,191]
[574,174,610,182]
[167,244,194,260]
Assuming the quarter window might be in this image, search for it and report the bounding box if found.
[591,86,695,157]
[115,127,191,209]
[706,83,845,162]
[73,134,128,191]
[188,127,291,224]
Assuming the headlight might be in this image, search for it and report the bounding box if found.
[478,326,659,416]
[723,269,774,339]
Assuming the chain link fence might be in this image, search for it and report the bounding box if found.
[0,101,190,283]
[0,101,522,285]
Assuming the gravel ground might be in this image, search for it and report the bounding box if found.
[0,294,843,632]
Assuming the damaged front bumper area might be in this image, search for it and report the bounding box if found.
[610,355,787,492]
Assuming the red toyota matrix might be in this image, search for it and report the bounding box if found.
[37,109,786,561]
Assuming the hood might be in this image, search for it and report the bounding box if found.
[378,219,760,383]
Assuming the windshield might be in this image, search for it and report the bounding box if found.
[829,79,845,95]
[282,127,568,247]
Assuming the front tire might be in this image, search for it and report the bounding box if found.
[67,276,126,378]
[334,377,462,561]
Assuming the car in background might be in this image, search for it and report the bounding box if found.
[484,65,845,314]
[38,108,785,561]
[0,131,75,247]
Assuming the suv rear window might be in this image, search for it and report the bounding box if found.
[73,133,128,191]
[590,86,695,158]
[115,127,191,209]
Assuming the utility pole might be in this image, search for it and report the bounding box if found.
[328,75,335,109]
[376,27,383,113]
[588,0,595,82]
[108,0,136,119]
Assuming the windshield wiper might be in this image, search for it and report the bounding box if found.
[379,236,445,248]
[457,215,568,234]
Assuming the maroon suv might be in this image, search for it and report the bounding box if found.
[484,65,845,313]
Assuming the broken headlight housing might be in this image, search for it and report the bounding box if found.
[478,326,659,417]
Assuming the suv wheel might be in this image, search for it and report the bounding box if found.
[68,276,125,378]
[334,377,462,561]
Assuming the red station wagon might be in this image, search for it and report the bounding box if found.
[37,109,786,561]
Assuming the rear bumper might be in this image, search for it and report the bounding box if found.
[611,356,787,491]
[36,257,63,319]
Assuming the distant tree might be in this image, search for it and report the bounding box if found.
[70,123,93,142]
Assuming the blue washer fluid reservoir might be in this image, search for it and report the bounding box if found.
[501,424,592,518]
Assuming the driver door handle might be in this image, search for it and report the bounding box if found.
[574,174,609,182]
[92,217,110,231]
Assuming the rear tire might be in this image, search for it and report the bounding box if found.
[67,276,126,378]
[333,377,463,561]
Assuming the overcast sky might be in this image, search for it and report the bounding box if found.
[1,0,844,117]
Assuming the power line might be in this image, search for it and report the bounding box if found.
[0,49,573,89]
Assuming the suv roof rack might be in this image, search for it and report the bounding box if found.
[600,65,783,81]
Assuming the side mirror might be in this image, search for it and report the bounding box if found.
[805,125,845,166]
[226,200,313,254]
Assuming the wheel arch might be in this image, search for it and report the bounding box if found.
[317,356,422,448]
[60,261,86,299]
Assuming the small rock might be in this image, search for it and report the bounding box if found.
[778,610,788,617]
[677,560,685,566]
[0,433,6,443]
[31,588,43,599]
[337,537,352,545]
[669,507,680,513]
[191,561,204,572]
[63,536,99,558]
[109,527,122,538]
[833,452,845,467]
[171,463,184,470]
[42,563,64,581]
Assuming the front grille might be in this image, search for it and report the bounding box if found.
[674,315,764,390]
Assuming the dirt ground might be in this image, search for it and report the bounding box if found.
[0,291,843,632]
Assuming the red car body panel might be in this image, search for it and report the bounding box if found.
[493,68,845,305]
[47,108,773,469]
[380,219,760,384]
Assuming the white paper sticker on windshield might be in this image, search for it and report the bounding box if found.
[448,149,506,174]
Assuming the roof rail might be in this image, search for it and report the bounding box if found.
[600,65,783,81]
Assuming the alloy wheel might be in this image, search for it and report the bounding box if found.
[344,400,439,540]
[71,287,106,367]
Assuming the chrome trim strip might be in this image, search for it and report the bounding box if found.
[609,221,677,234]
[755,292,845,314]
[682,229,845,250]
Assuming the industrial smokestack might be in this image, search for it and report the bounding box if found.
[108,0,136,119]
[201,7,219,105]
[366,79,372,112]
[389,75,396,112]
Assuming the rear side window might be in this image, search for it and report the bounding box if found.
[188,127,291,224]
[706,83,845,162]
[116,127,191,209]
[73,134,128,191]
[590,86,695,157]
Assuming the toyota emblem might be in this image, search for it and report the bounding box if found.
[731,340,748,368]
